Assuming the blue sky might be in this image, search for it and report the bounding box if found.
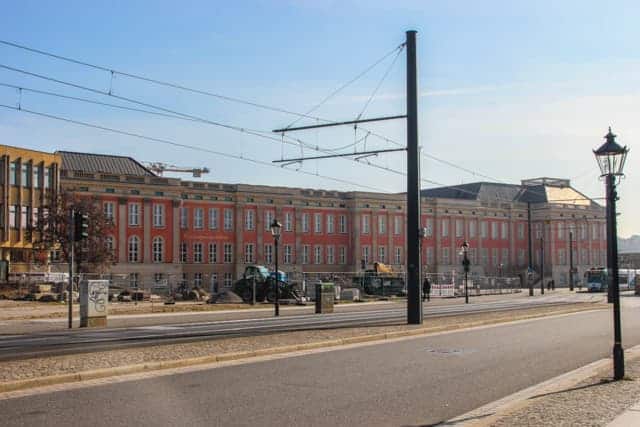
[0,1,638,236]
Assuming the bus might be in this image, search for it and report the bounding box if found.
[585,268,638,292]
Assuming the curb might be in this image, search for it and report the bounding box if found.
[447,344,640,427]
[0,304,603,394]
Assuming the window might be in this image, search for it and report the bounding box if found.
[284,245,292,264]
[245,243,254,263]
[105,236,114,254]
[129,273,139,288]
[535,223,542,239]
[327,246,334,264]
[224,243,233,263]
[592,223,598,240]
[180,207,188,229]
[128,203,140,226]
[491,222,498,239]
[362,246,370,264]
[192,208,203,229]
[481,248,489,266]
[180,242,188,263]
[245,209,255,230]
[426,247,434,264]
[339,215,347,233]
[394,216,402,235]
[9,162,17,185]
[326,215,334,234]
[557,222,564,240]
[314,213,322,233]
[21,163,31,187]
[264,244,273,264]
[558,248,566,265]
[442,247,450,265]
[468,248,477,264]
[31,207,38,229]
[9,205,17,228]
[455,219,463,238]
[224,273,233,288]
[128,236,140,262]
[194,273,202,288]
[518,249,525,266]
[378,246,386,263]
[302,213,309,232]
[362,215,370,234]
[492,248,498,267]
[265,211,274,231]
[210,273,218,293]
[502,248,509,265]
[314,245,322,264]
[426,218,433,237]
[302,245,310,264]
[339,246,346,265]
[395,247,402,264]
[46,167,53,188]
[208,208,219,229]
[153,273,164,284]
[441,219,449,237]
[378,216,386,235]
[20,206,28,229]
[501,223,508,240]
[209,243,217,263]
[103,202,115,223]
[153,204,165,227]
[285,212,293,232]
[481,221,488,239]
[517,223,525,239]
[152,237,163,263]
[191,243,202,263]
[224,208,233,230]
[580,224,587,240]
[469,221,477,238]
[33,166,41,188]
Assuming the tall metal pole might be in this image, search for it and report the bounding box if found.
[406,30,422,324]
[607,174,624,380]
[274,236,280,317]
[527,202,534,296]
[569,231,575,291]
[540,237,545,295]
[68,208,74,329]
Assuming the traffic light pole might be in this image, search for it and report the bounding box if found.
[68,208,74,329]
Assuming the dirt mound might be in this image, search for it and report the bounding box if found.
[210,290,244,304]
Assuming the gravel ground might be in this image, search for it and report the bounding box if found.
[0,303,600,383]
[489,353,640,427]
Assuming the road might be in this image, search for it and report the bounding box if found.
[0,294,636,426]
[0,292,601,360]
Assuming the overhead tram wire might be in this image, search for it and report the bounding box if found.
[0,39,509,186]
[0,103,390,193]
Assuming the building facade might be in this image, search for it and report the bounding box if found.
[0,145,60,273]
[52,150,607,290]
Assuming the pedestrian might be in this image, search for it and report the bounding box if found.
[423,277,431,302]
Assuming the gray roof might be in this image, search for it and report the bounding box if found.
[57,151,155,176]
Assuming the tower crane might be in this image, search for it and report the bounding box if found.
[145,162,210,177]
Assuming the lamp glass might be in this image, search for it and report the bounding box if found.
[270,219,282,238]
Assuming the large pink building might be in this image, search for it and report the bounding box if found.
[54,151,606,290]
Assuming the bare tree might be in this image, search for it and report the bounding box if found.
[32,190,115,273]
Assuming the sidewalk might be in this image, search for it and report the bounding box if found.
[607,401,640,426]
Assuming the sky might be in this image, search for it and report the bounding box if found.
[0,0,638,237]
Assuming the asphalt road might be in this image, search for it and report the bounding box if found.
[0,293,592,360]
[1,295,637,427]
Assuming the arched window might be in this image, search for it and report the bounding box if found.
[152,236,164,263]
[128,236,140,263]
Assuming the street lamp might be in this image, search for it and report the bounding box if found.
[270,218,282,317]
[460,241,470,304]
[594,126,629,381]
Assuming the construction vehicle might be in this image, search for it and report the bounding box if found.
[354,262,406,296]
[145,162,210,177]
[232,265,301,303]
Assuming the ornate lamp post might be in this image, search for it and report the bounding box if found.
[460,241,470,304]
[594,126,629,381]
[270,218,282,317]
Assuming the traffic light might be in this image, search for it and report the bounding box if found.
[74,212,89,241]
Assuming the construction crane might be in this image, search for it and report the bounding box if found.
[146,162,210,178]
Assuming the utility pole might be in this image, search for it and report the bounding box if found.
[406,30,422,324]
[569,231,575,291]
[527,202,534,296]
[68,208,74,329]
[540,237,545,295]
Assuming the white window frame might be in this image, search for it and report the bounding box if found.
[180,242,188,263]
[245,243,255,263]
[302,245,310,264]
[455,219,463,238]
[128,236,140,262]
[326,246,334,264]
[128,203,141,226]
[339,215,347,233]
[103,202,115,223]
[193,208,204,229]
[180,207,188,229]
[284,245,292,264]
[285,212,293,232]
[265,210,274,231]
[314,245,322,264]
[395,247,402,264]
[245,209,255,231]
[394,216,402,235]
[362,215,370,234]
[264,244,273,264]
[326,215,334,234]
[378,246,386,263]
[339,246,346,265]
[152,236,163,263]
[302,213,310,233]
[224,243,233,263]
[223,208,233,230]
[153,204,165,227]
[378,215,386,235]
[193,242,203,263]
[209,243,217,263]
[314,213,322,233]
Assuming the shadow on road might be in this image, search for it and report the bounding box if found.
[528,378,614,400]
[401,412,495,427]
